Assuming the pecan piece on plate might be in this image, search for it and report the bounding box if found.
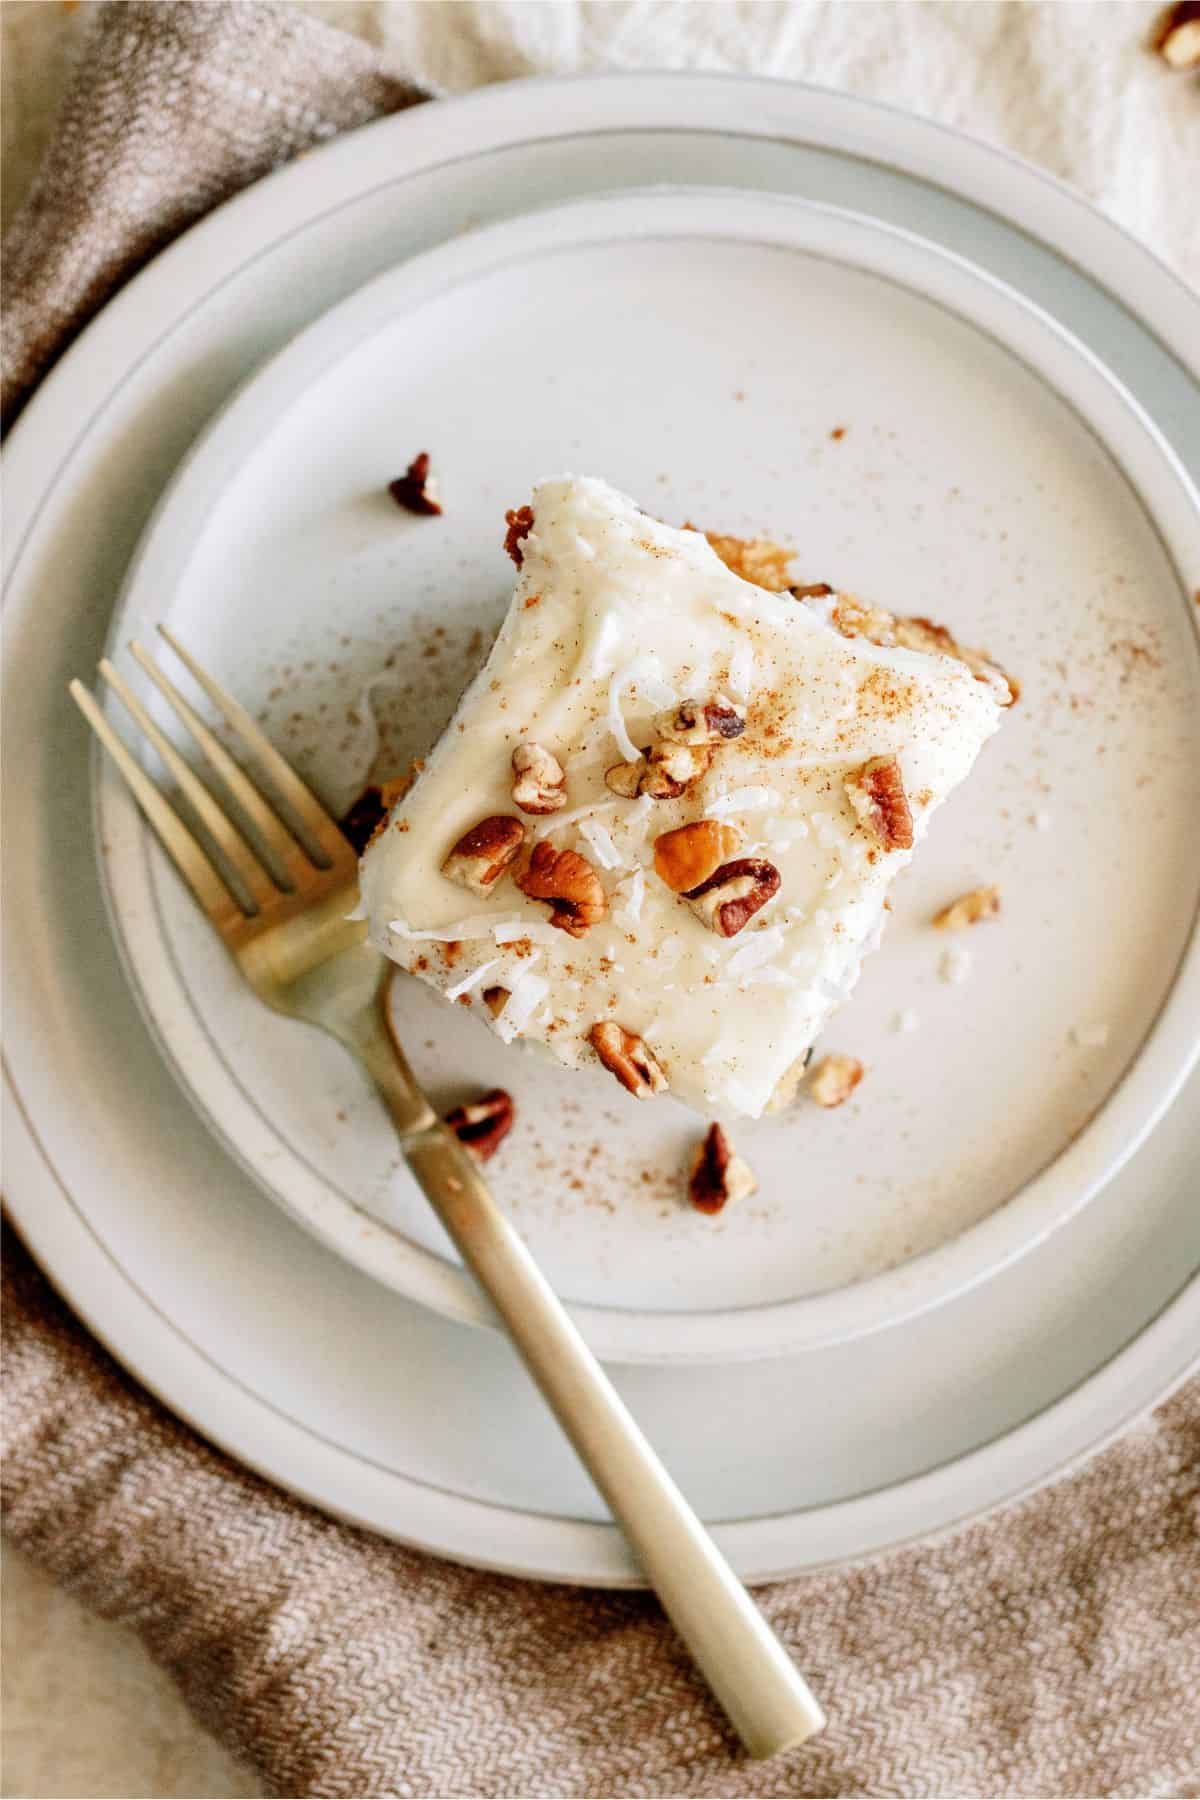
[653,819,742,894]
[655,697,746,747]
[511,742,567,814]
[504,504,535,566]
[587,1021,668,1097]
[685,856,780,938]
[844,755,914,852]
[932,884,1001,931]
[444,1088,515,1161]
[388,451,443,516]
[808,1053,865,1109]
[1153,0,1200,67]
[687,1123,758,1215]
[516,841,606,936]
[441,815,526,896]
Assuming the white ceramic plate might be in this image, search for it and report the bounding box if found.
[4,77,1198,1582]
[103,184,1200,1361]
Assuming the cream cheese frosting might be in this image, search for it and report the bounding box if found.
[361,476,1005,1118]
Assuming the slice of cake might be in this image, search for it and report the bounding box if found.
[360,477,1010,1118]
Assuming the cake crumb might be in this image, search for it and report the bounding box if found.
[932,885,1001,931]
[808,1053,865,1108]
[939,946,973,985]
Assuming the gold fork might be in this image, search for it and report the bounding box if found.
[71,628,824,1760]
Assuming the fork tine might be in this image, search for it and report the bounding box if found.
[99,659,278,911]
[156,626,350,868]
[129,640,312,888]
[70,680,244,932]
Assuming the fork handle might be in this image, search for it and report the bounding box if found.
[356,1010,824,1759]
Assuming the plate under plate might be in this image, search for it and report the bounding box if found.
[5,76,1198,1581]
[100,184,1200,1361]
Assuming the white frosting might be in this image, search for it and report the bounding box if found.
[362,476,1004,1117]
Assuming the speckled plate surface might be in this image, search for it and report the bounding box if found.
[100,184,1200,1360]
[5,77,1198,1579]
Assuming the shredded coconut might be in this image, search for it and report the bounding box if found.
[495,960,548,1042]
[444,958,502,1002]
[577,816,623,869]
[744,965,796,987]
[492,918,564,946]
[725,925,785,977]
[533,800,618,840]
[939,946,973,985]
[606,655,678,761]
[727,638,756,700]
[612,867,646,928]
[765,817,810,847]
[391,915,515,943]
[585,608,625,680]
[709,785,775,817]
[622,793,655,833]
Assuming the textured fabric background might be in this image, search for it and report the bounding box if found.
[3,3,1198,1797]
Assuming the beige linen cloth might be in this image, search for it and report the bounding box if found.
[3,4,1199,1795]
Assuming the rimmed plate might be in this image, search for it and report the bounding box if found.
[4,76,1198,1581]
[101,183,1200,1361]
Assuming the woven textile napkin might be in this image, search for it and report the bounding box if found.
[4,4,1198,1795]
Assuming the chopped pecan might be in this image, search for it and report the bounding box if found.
[388,451,443,516]
[516,840,607,936]
[845,756,914,852]
[1154,0,1200,66]
[604,740,712,800]
[687,1123,758,1215]
[444,1088,514,1161]
[808,1053,864,1108]
[511,741,567,814]
[504,505,535,566]
[789,582,834,601]
[644,740,713,796]
[656,698,746,747]
[603,756,648,799]
[685,857,780,938]
[441,815,526,895]
[587,1021,668,1097]
[653,819,742,894]
[932,884,1001,931]
[482,985,510,1018]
